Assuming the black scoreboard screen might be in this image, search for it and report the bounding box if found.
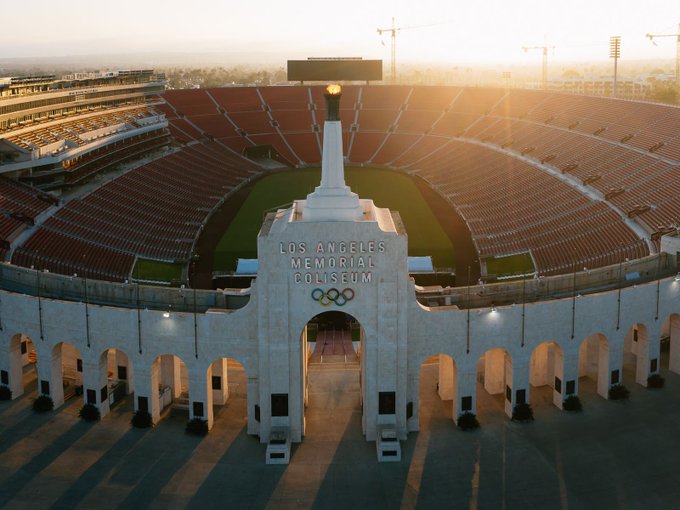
[287,59,383,82]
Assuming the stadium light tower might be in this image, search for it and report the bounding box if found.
[610,36,621,97]
[522,42,554,90]
[646,23,680,85]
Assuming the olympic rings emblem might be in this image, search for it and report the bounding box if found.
[311,287,355,307]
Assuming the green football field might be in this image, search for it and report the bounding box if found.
[213,167,455,272]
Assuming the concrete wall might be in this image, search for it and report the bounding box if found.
[1,268,679,441]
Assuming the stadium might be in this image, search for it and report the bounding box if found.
[1,35,680,507]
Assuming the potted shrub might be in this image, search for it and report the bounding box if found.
[79,403,101,422]
[185,417,209,436]
[562,395,582,412]
[647,373,665,389]
[33,395,54,413]
[131,410,153,428]
[457,411,480,430]
[608,383,630,400]
[512,402,534,422]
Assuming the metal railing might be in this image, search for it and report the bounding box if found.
[417,253,677,309]
[0,263,249,313]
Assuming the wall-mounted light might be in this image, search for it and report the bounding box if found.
[491,304,497,313]
[163,304,172,318]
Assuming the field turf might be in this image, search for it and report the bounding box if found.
[132,258,184,282]
[213,167,455,272]
[485,252,535,278]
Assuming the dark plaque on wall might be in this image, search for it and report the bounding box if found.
[554,377,562,393]
[379,391,396,415]
[271,393,289,417]
[212,376,221,390]
[138,396,148,413]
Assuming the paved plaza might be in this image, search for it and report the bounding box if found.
[1,359,680,509]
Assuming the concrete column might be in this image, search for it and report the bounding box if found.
[505,358,530,418]
[555,352,579,409]
[406,372,419,432]
[82,356,110,419]
[634,326,653,386]
[437,355,455,401]
[1,333,24,399]
[160,354,181,398]
[362,334,378,442]
[483,350,505,395]
[454,366,477,421]
[189,371,214,430]
[134,364,161,424]
[602,344,619,399]
[210,358,229,405]
[247,375,259,436]
[670,315,680,374]
[38,345,65,408]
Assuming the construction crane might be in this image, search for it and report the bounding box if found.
[522,43,555,90]
[377,18,450,84]
[646,23,680,85]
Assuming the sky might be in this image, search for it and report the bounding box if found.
[2,0,678,65]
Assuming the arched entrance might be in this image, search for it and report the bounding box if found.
[623,323,651,386]
[476,348,514,420]
[301,311,363,439]
[50,342,83,407]
[661,314,680,373]
[149,354,189,423]
[578,333,610,399]
[96,348,134,418]
[205,357,248,430]
[530,341,564,409]
[418,354,459,429]
[5,334,37,398]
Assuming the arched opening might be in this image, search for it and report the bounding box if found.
[578,333,610,399]
[418,354,459,431]
[148,354,189,423]
[301,311,363,439]
[205,358,248,431]
[50,342,83,408]
[98,348,134,417]
[529,341,564,409]
[5,334,38,398]
[476,348,514,420]
[623,323,651,386]
[661,314,680,373]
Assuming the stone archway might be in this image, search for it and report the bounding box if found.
[300,311,363,439]
[579,333,610,399]
[530,341,564,409]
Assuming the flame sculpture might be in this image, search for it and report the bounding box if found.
[324,84,342,121]
[326,83,342,95]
